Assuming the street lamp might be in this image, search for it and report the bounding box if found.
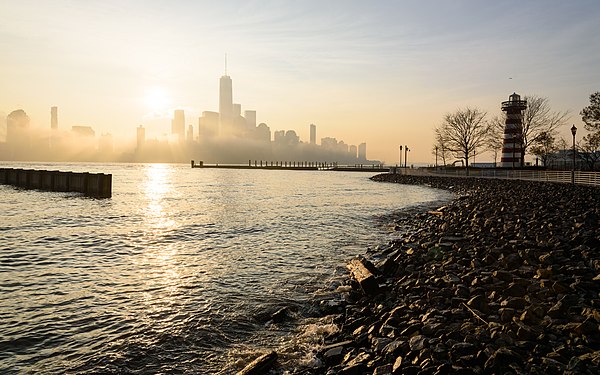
[399,145,403,167]
[435,146,438,168]
[405,146,410,168]
[571,124,577,185]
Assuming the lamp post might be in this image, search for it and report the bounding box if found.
[399,145,403,167]
[571,124,577,185]
[405,146,410,168]
[435,146,438,168]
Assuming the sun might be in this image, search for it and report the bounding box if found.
[144,88,169,112]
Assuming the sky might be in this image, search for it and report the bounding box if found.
[1,0,599,164]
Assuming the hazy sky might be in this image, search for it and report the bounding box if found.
[1,0,599,163]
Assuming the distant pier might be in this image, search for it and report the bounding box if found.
[0,168,112,198]
[191,160,389,173]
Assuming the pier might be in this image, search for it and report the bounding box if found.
[0,168,112,198]
[191,160,389,173]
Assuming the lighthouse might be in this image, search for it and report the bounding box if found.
[500,93,527,168]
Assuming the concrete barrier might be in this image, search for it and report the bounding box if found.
[0,168,112,198]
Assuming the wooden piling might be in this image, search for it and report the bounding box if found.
[0,168,112,198]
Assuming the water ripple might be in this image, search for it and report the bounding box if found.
[0,163,450,373]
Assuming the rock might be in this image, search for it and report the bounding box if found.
[347,258,379,295]
[338,363,367,375]
[399,323,421,337]
[467,294,489,314]
[314,175,600,375]
[500,297,526,309]
[493,270,514,282]
[409,335,427,351]
[323,346,344,365]
[450,342,478,360]
[344,352,371,368]
[392,355,403,374]
[236,351,278,375]
[484,348,523,372]
[505,282,528,297]
[547,301,568,319]
[373,364,393,375]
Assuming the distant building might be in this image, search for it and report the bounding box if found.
[172,109,185,142]
[255,123,271,142]
[72,126,95,138]
[321,137,338,150]
[137,125,145,149]
[219,74,233,134]
[273,130,285,143]
[244,110,256,129]
[6,109,30,144]
[358,142,367,161]
[187,124,194,142]
[310,124,316,145]
[199,111,219,138]
[285,130,300,145]
[349,144,357,158]
[232,103,241,117]
[51,106,58,130]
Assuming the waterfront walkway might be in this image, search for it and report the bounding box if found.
[389,166,600,187]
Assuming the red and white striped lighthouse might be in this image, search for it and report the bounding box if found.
[500,93,527,168]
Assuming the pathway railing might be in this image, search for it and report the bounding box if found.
[388,167,600,187]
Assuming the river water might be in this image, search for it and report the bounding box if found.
[0,163,450,373]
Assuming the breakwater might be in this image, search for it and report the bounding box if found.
[0,168,112,197]
[300,174,600,374]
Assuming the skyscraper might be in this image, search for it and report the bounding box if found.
[219,74,233,135]
[199,111,219,138]
[349,144,358,159]
[172,109,185,142]
[244,110,256,129]
[358,143,367,161]
[310,124,316,145]
[187,124,194,142]
[51,106,58,130]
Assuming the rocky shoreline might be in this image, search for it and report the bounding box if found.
[305,174,600,374]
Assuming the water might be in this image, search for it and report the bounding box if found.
[0,163,451,373]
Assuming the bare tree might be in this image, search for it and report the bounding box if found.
[438,107,488,175]
[520,95,570,166]
[529,131,557,167]
[578,132,600,171]
[433,127,450,166]
[485,115,505,167]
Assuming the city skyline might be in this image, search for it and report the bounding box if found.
[0,69,371,164]
[1,1,599,163]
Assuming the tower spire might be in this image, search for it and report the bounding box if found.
[224,53,227,76]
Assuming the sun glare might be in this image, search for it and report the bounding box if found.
[144,88,169,112]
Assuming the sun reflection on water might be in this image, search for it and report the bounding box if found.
[143,164,177,233]
[137,164,183,317]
